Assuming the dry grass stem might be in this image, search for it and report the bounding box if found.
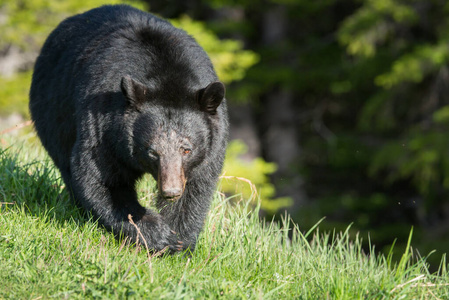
[0,120,33,135]
[128,214,154,283]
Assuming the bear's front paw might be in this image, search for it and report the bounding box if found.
[136,214,184,253]
[155,226,184,254]
[166,230,185,253]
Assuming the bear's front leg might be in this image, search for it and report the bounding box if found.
[157,177,216,251]
[69,148,183,253]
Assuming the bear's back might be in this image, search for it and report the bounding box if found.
[30,5,220,174]
[43,5,214,97]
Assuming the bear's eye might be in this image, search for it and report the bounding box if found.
[147,147,158,157]
[181,147,192,155]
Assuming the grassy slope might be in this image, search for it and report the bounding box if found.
[0,136,448,299]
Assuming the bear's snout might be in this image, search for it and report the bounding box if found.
[158,156,186,201]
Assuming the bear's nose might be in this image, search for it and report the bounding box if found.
[162,188,182,200]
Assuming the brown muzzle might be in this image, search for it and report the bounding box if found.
[158,156,185,201]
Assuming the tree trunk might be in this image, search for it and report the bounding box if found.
[258,5,308,214]
[229,103,261,161]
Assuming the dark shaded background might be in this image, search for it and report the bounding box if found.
[145,0,449,269]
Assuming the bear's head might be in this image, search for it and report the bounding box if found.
[121,75,225,202]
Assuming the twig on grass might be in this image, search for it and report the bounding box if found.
[128,214,155,283]
[220,175,259,204]
[390,274,426,292]
[117,236,130,256]
[150,247,169,259]
[0,120,33,135]
[390,274,449,294]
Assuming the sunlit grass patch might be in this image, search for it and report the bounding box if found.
[0,137,448,299]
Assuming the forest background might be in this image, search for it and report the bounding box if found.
[1,0,449,269]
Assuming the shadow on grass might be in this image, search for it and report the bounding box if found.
[0,146,89,227]
[0,145,159,252]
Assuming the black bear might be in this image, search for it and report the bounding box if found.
[29,5,228,252]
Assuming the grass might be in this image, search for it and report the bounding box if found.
[1,134,449,299]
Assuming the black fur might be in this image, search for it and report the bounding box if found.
[29,5,228,252]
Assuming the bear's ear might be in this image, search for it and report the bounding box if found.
[197,81,225,115]
[121,75,148,109]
